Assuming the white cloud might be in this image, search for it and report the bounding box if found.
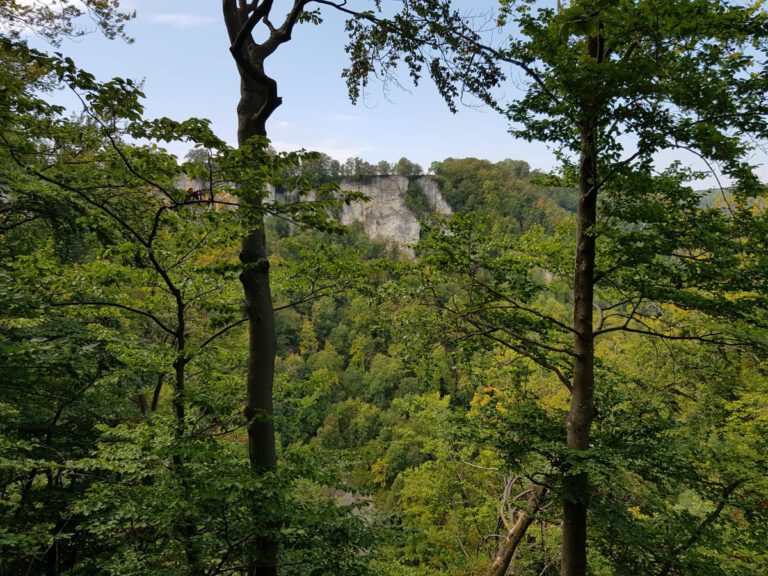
[149,13,217,29]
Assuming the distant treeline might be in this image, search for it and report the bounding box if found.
[430,157,577,233]
[275,152,578,232]
[296,154,425,184]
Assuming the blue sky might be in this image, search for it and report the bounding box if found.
[46,0,555,171]
[40,1,767,184]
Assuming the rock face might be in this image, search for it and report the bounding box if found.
[338,175,452,255]
[180,173,453,256]
[418,176,453,215]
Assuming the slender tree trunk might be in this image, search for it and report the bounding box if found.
[151,372,164,412]
[489,486,547,576]
[172,293,188,461]
[561,26,603,575]
[171,301,203,575]
[561,127,597,576]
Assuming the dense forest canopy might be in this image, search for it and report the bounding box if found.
[1,2,768,576]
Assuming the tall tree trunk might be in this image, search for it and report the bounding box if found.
[235,74,279,576]
[237,73,278,474]
[561,124,597,576]
[562,33,602,576]
[222,4,284,575]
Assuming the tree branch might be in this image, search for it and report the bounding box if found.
[49,300,176,336]
[197,318,248,351]
[657,480,743,576]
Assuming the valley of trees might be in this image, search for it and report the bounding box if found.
[1,2,767,576]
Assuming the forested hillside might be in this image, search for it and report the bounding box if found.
[2,2,768,576]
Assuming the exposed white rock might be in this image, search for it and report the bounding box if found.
[338,175,451,257]
[177,174,453,256]
[419,176,452,216]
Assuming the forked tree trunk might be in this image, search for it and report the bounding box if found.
[223,4,283,575]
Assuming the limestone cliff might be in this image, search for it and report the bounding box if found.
[180,173,452,254]
[337,175,451,255]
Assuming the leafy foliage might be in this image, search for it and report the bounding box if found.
[3,2,768,576]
